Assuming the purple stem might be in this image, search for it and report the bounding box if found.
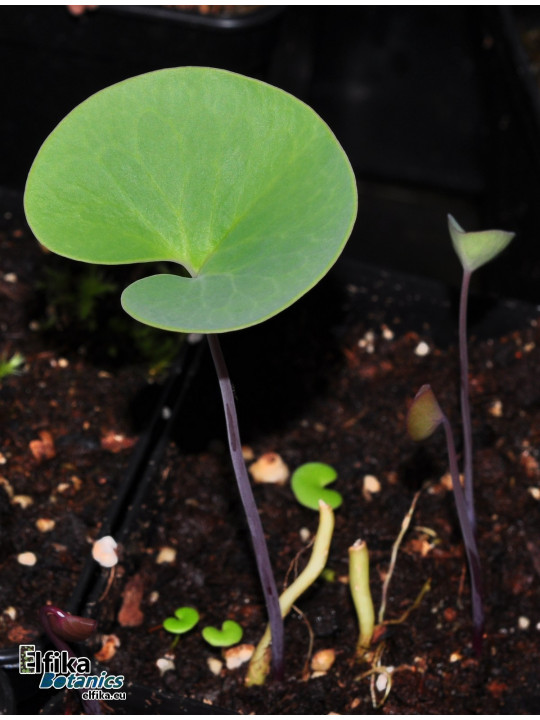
[39,606,102,715]
[459,269,476,532]
[207,334,284,679]
[440,418,484,655]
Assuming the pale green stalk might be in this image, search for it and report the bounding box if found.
[349,539,375,656]
[245,501,335,687]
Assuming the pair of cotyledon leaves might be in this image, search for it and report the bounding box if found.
[24,67,358,334]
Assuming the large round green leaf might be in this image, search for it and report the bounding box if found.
[25,67,357,333]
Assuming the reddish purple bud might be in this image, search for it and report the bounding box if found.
[41,606,97,642]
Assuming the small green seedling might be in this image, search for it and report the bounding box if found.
[0,352,24,381]
[202,620,243,648]
[163,606,200,643]
[291,462,342,510]
[24,66,357,678]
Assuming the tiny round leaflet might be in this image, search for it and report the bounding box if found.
[162,607,200,635]
[202,620,243,647]
[291,462,343,511]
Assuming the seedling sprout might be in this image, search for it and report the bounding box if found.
[348,540,375,655]
[407,215,515,654]
[291,462,343,510]
[163,606,200,643]
[246,500,335,687]
[202,620,243,648]
[24,66,358,677]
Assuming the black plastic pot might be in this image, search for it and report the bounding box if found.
[0,5,286,190]
[0,669,15,715]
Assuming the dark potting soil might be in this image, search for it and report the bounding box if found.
[0,212,151,650]
[2,203,540,713]
[88,271,539,713]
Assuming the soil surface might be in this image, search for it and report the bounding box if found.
[92,260,539,712]
[0,209,152,650]
[2,203,540,713]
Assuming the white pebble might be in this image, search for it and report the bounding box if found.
[527,487,540,501]
[36,518,55,532]
[224,644,254,670]
[92,536,118,568]
[156,657,175,676]
[375,673,389,692]
[12,495,33,508]
[249,453,289,485]
[381,324,394,340]
[17,552,37,567]
[156,546,176,564]
[414,341,430,357]
[363,474,381,499]
[518,616,530,630]
[311,648,336,672]
[207,657,223,675]
[299,527,311,543]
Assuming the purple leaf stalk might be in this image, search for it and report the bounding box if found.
[39,605,101,715]
[407,215,515,655]
[207,335,284,679]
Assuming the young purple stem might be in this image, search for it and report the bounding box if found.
[407,385,483,655]
[207,335,284,680]
[39,606,101,715]
[439,416,484,655]
[459,269,475,533]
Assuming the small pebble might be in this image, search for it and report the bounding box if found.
[249,453,289,485]
[488,399,503,417]
[449,651,462,662]
[161,406,172,420]
[17,552,37,567]
[148,591,159,604]
[0,453,6,464]
[311,648,336,672]
[528,487,540,501]
[299,527,311,543]
[376,672,389,692]
[3,607,17,620]
[156,657,175,676]
[4,273,17,283]
[187,333,203,344]
[92,536,118,568]
[36,518,55,533]
[362,474,381,500]
[207,657,223,676]
[224,644,254,670]
[414,341,430,357]
[12,495,33,508]
[57,358,69,368]
[381,324,394,340]
[156,546,176,564]
[518,616,530,630]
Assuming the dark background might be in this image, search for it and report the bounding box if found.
[1,5,540,301]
